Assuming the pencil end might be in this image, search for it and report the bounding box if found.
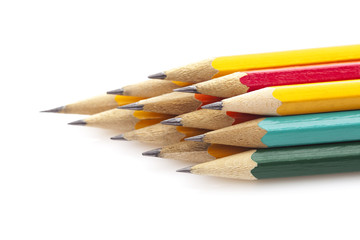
[107,88,124,95]
[201,101,223,110]
[117,102,144,110]
[148,72,167,79]
[173,85,199,93]
[160,117,182,126]
[41,106,65,113]
[185,134,205,142]
[142,148,161,157]
[176,166,193,173]
[68,119,87,126]
[110,134,128,141]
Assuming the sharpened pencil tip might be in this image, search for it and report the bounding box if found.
[173,85,200,93]
[107,88,124,95]
[161,117,182,126]
[201,101,223,110]
[117,102,144,110]
[148,72,167,79]
[142,148,161,157]
[41,106,65,113]
[111,134,128,141]
[176,166,193,173]
[68,119,87,126]
[185,134,205,142]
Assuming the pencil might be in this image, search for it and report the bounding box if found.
[142,141,249,163]
[202,79,360,116]
[161,109,259,130]
[177,141,360,180]
[111,123,208,146]
[185,110,360,148]
[42,94,145,115]
[174,62,360,98]
[149,44,360,83]
[107,79,190,97]
[118,92,222,115]
[68,109,174,132]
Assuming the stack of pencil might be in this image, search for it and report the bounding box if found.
[43,44,360,181]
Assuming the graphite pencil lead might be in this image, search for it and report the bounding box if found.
[117,102,144,110]
[41,106,65,113]
[110,134,128,141]
[201,101,223,110]
[176,166,193,173]
[148,72,167,79]
[142,148,161,157]
[106,88,124,95]
[173,85,200,93]
[185,134,205,142]
[160,117,182,126]
[68,119,87,126]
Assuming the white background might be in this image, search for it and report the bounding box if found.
[1,0,360,239]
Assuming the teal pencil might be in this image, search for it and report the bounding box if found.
[185,110,360,148]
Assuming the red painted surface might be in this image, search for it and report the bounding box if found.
[194,94,223,109]
[240,62,360,92]
[226,111,260,125]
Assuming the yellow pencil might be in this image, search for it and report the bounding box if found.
[149,44,360,83]
[203,79,360,116]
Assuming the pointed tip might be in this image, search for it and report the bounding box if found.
[201,101,223,110]
[176,166,193,173]
[68,119,87,126]
[107,88,124,95]
[41,106,65,113]
[110,134,128,141]
[161,117,182,126]
[142,148,161,157]
[148,72,167,79]
[185,134,205,142]
[117,102,144,110]
[173,85,200,93]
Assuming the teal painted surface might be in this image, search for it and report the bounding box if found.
[259,110,360,147]
[251,141,360,179]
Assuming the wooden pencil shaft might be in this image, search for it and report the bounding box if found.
[190,142,360,180]
[159,44,360,83]
[137,92,222,115]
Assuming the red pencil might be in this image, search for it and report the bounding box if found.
[174,62,360,97]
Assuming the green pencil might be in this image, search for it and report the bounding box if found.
[177,141,360,180]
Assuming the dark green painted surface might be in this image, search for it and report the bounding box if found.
[251,142,360,179]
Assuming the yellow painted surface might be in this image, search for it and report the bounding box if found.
[134,119,165,130]
[171,81,192,87]
[176,126,208,140]
[208,144,249,159]
[114,95,145,106]
[133,111,174,120]
[272,79,360,115]
[212,45,360,78]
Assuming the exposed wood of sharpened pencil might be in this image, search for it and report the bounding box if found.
[111,123,209,146]
[68,109,174,132]
[42,94,145,115]
[178,141,360,180]
[202,79,360,116]
[107,79,190,98]
[142,141,250,163]
[175,62,360,98]
[149,44,360,83]
[161,109,259,130]
[118,92,222,115]
[185,110,360,148]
